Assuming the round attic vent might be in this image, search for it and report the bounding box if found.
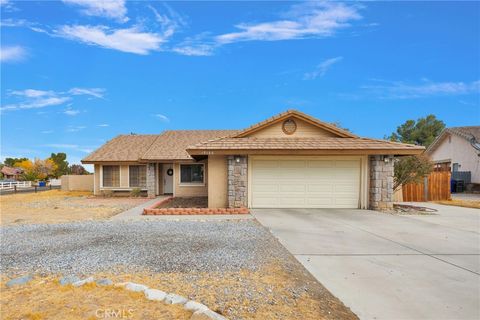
[282,119,297,135]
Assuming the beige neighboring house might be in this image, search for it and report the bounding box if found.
[426,126,480,184]
[1,166,23,180]
[82,110,423,210]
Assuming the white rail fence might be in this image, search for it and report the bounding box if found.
[0,181,32,190]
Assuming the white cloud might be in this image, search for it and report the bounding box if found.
[97,124,109,127]
[304,56,343,80]
[11,89,53,98]
[1,96,71,111]
[69,87,105,99]
[66,125,87,132]
[57,25,167,55]
[62,0,128,23]
[2,87,106,112]
[44,143,79,149]
[63,108,81,116]
[362,79,480,99]
[154,114,169,122]
[148,3,186,38]
[0,45,27,62]
[215,2,362,44]
[41,130,54,134]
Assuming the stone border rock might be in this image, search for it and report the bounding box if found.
[4,275,228,320]
[142,197,249,215]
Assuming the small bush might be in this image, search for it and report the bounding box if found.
[130,188,142,197]
[101,190,114,198]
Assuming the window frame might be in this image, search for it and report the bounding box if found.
[101,165,120,188]
[179,163,205,186]
[128,165,147,189]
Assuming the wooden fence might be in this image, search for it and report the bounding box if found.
[402,171,451,202]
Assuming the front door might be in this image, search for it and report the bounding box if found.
[163,164,174,194]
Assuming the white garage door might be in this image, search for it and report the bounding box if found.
[251,158,360,208]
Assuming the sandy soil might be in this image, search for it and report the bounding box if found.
[434,199,480,209]
[1,261,357,320]
[0,190,149,225]
[158,196,208,208]
[1,277,191,320]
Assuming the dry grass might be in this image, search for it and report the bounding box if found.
[434,199,480,209]
[0,277,191,320]
[1,262,357,320]
[92,262,356,320]
[0,190,149,225]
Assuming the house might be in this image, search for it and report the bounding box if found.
[1,166,23,180]
[82,110,424,210]
[426,126,480,186]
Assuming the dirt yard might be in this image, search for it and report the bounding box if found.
[157,196,208,208]
[1,262,356,320]
[434,199,480,209]
[0,190,149,225]
[1,277,190,320]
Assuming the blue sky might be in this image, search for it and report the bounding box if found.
[1,1,479,167]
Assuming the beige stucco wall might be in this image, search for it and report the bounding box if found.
[207,155,228,208]
[429,134,480,183]
[61,175,94,192]
[248,118,338,138]
[174,161,208,197]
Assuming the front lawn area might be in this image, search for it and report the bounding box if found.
[0,190,149,225]
[1,220,358,320]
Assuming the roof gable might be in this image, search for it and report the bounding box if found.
[426,126,480,154]
[234,110,357,138]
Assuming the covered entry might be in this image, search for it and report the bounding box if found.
[250,156,362,208]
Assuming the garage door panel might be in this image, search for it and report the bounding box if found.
[278,160,306,168]
[252,184,278,192]
[279,184,306,192]
[307,160,335,168]
[252,160,279,168]
[307,184,335,193]
[251,158,360,209]
[335,160,360,168]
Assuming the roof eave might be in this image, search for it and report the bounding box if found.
[186,148,425,156]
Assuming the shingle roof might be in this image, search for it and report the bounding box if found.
[82,130,237,163]
[187,137,424,153]
[82,135,159,163]
[140,130,238,161]
[234,109,357,138]
[426,126,480,154]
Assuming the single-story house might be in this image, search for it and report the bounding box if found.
[1,166,23,180]
[82,110,424,210]
[426,126,480,184]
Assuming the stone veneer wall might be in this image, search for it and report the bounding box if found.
[227,156,248,208]
[146,163,156,198]
[369,155,394,210]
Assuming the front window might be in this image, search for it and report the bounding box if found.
[129,165,146,188]
[180,164,204,184]
[102,165,120,187]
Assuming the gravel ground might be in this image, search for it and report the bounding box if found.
[1,220,287,275]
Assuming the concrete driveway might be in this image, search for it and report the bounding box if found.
[253,204,480,320]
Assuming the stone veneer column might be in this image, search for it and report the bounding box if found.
[227,156,248,208]
[146,163,156,198]
[369,155,394,211]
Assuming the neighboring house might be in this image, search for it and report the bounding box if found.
[426,126,480,185]
[1,166,23,180]
[82,110,423,210]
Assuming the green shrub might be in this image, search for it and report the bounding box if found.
[101,190,114,198]
[130,188,142,197]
